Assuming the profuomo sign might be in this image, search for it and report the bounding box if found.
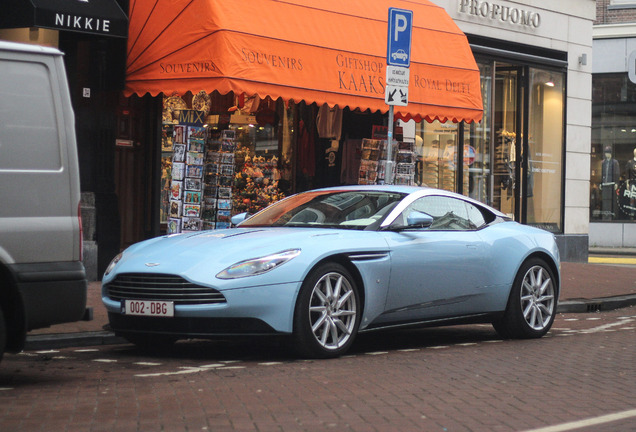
[458,0,541,29]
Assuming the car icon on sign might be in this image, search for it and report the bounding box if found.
[392,49,408,61]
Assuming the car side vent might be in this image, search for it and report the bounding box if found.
[347,252,389,261]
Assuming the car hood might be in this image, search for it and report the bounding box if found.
[104,227,388,287]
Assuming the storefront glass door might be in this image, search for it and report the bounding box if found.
[467,60,565,232]
[492,64,521,220]
[526,67,564,231]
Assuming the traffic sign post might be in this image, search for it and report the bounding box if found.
[387,8,413,67]
[385,65,409,107]
[385,8,413,184]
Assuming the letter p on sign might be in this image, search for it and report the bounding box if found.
[387,8,413,68]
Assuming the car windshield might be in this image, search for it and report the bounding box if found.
[240,190,406,230]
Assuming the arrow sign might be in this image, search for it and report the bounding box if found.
[385,84,408,106]
[385,66,409,106]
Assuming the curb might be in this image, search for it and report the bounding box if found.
[22,295,636,351]
[557,294,636,314]
[25,331,125,351]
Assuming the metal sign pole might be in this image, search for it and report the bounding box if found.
[386,105,394,185]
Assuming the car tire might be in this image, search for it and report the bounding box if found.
[293,263,361,358]
[493,258,557,339]
[0,307,6,362]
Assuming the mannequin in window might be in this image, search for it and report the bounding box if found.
[601,145,620,220]
[625,148,636,219]
[626,148,636,182]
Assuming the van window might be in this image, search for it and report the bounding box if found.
[0,59,62,171]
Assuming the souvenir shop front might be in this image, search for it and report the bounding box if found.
[118,0,484,245]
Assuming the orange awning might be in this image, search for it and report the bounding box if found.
[125,0,483,123]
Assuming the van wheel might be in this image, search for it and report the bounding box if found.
[0,307,6,361]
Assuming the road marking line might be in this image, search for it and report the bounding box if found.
[134,362,162,366]
[136,364,221,377]
[93,359,117,363]
[580,319,634,334]
[521,408,636,432]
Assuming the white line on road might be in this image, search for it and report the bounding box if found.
[521,408,636,432]
[580,318,634,334]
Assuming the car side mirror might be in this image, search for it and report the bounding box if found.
[406,211,433,229]
[231,212,250,226]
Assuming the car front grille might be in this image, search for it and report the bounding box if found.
[105,273,226,305]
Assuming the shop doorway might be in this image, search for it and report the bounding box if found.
[492,63,524,221]
[471,59,565,231]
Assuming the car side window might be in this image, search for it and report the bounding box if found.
[398,196,486,231]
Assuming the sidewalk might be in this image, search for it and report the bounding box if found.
[24,260,636,350]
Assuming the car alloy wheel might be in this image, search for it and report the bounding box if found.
[493,258,557,339]
[294,263,360,358]
[520,264,555,331]
[309,271,357,350]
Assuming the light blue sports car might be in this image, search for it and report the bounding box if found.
[102,186,560,358]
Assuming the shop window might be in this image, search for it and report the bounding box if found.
[464,61,493,206]
[527,68,564,232]
[591,73,636,221]
[609,0,636,8]
[413,120,458,192]
[160,92,290,233]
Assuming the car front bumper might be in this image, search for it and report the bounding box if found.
[102,281,302,337]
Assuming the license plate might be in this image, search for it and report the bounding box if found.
[123,300,174,317]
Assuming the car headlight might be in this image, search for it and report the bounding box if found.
[104,252,123,276]
[216,249,301,279]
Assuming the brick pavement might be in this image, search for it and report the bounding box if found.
[27,262,636,338]
[3,310,636,432]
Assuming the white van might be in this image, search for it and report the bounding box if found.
[0,41,87,360]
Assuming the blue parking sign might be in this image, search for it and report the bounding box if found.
[387,8,413,67]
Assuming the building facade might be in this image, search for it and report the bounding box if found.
[591,0,636,247]
[421,0,595,260]
[0,1,596,279]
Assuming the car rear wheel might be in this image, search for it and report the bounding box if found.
[493,258,557,339]
[293,263,360,358]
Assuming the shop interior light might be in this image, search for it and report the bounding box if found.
[545,81,555,87]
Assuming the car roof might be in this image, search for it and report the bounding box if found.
[309,185,508,218]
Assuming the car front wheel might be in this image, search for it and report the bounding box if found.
[493,258,557,339]
[293,263,361,358]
